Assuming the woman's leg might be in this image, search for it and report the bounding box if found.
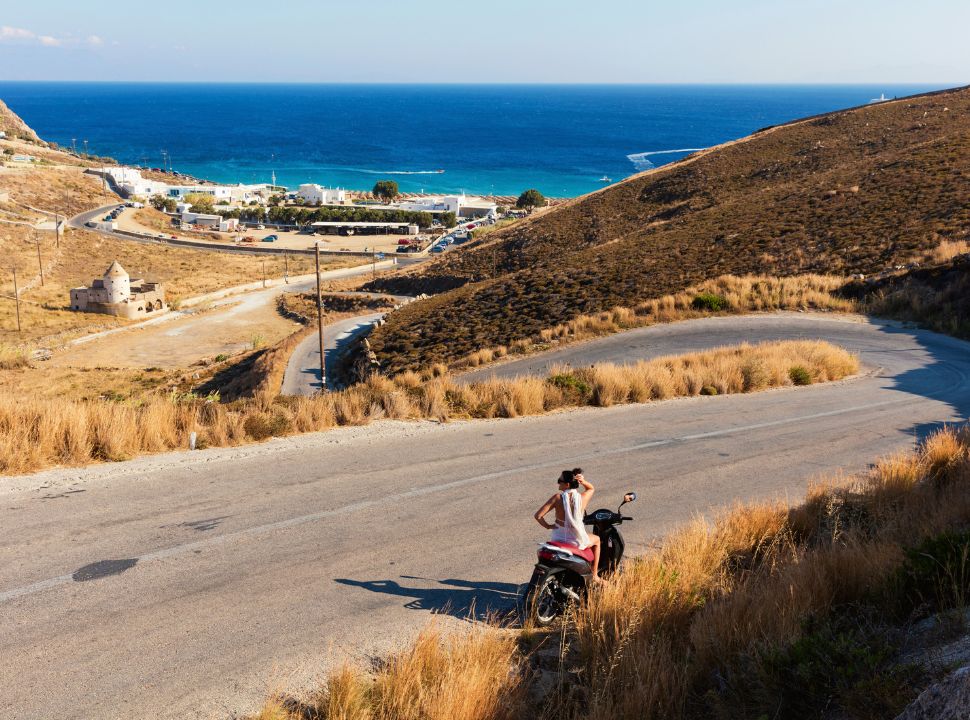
[588,534,603,581]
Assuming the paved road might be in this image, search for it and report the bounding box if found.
[281,312,386,395]
[2,314,969,719]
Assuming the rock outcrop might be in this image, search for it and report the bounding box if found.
[895,665,970,720]
[0,99,42,143]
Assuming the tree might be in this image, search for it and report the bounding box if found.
[516,189,546,210]
[183,192,214,213]
[150,195,177,213]
[268,193,285,207]
[372,180,399,202]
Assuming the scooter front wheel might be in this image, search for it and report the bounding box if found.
[524,569,569,626]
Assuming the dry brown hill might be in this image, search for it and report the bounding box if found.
[367,85,970,373]
[0,99,42,143]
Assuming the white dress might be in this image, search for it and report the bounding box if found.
[550,489,591,549]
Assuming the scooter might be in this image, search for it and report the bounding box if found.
[523,491,637,625]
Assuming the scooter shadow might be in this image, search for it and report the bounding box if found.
[334,575,524,621]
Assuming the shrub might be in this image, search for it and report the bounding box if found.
[691,292,727,312]
[789,365,813,386]
[894,530,970,617]
[700,385,718,396]
[547,372,592,400]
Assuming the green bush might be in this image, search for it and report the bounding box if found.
[547,373,592,400]
[894,530,970,617]
[691,292,727,312]
[709,616,921,720]
[700,385,718,396]
[789,365,813,386]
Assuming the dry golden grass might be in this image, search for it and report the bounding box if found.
[922,238,970,264]
[455,274,855,370]
[0,339,855,474]
[248,426,970,720]
[256,624,523,720]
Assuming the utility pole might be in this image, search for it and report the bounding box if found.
[71,138,77,156]
[283,252,289,283]
[12,268,21,333]
[53,211,60,249]
[33,231,44,286]
[315,242,326,391]
[82,139,88,156]
[261,257,267,288]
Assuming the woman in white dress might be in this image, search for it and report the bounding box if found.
[533,468,604,582]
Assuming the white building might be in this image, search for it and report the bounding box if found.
[296,184,347,205]
[105,167,170,198]
[400,194,497,219]
[167,184,233,201]
[181,211,238,232]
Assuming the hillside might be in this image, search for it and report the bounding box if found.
[0,99,42,143]
[368,85,970,373]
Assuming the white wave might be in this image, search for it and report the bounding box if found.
[336,167,444,175]
[626,147,706,171]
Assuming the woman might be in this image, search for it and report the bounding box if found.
[533,468,604,582]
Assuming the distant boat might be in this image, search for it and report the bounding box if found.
[869,93,889,104]
[599,175,612,183]
[434,169,445,174]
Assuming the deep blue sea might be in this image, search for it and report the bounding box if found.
[0,83,949,197]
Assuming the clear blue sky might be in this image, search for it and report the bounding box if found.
[2,0,968,83]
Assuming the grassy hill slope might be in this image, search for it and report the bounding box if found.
[369,86,970,373]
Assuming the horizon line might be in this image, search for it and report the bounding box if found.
[0,80,963,87]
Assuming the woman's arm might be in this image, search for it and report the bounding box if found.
[534,495,558,529]
[576,474,595,509]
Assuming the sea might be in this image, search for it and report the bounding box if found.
[0,83,949,198]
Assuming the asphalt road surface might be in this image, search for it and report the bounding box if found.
[2,314,969,719]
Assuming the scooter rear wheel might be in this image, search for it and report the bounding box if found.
[525,569,568,626]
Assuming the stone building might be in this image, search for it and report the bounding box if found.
[69,261,166,319]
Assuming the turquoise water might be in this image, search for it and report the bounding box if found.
[0,83,948,197]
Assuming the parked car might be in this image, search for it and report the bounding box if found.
[256,224,265,230]
[430,245,445,254]
[85,221,96,228]
[262,235,278,242]
[398,239,413,245]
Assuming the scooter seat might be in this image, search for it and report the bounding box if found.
[547,541,594,563]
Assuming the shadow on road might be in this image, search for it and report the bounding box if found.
[873,321,970,443]
[334,575,522,620]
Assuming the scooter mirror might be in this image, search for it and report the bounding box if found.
[623,492,637,503]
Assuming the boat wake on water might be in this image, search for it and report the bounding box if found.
[335,167,445,175]
[626,148,707,171]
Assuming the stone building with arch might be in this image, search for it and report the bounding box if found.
[69,261,167,319]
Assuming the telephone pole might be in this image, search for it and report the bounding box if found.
[315,242,326,391]
[12,268,21,333]
[33,231,44,286]
[261,257,267,288]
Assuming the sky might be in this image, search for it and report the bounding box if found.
[1,0,968,84]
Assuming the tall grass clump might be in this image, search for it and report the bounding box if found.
[254,624,524,720]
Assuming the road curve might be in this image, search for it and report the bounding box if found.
[1,314,969,719]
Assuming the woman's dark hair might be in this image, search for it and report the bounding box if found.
[559,470,579,489]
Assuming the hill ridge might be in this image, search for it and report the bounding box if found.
[367,84,970,373]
